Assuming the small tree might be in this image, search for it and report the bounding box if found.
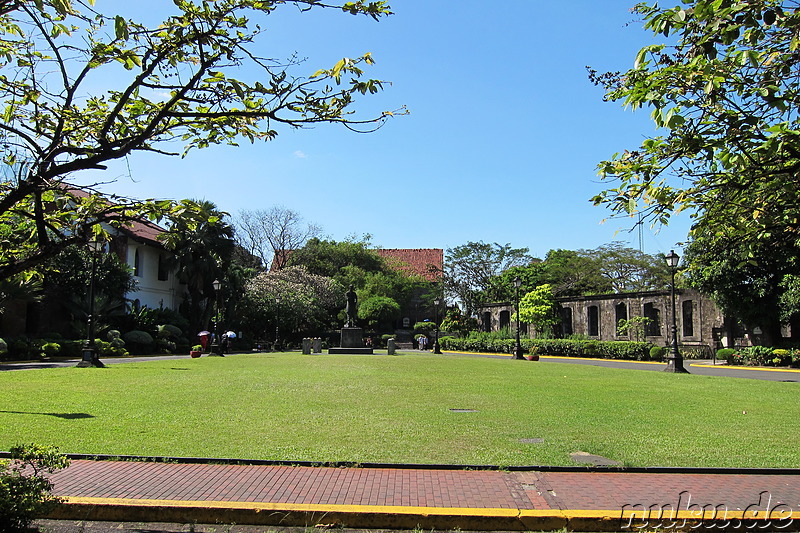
[515,284,560,337]
[617,316,653,343]
[0,444,69,532]
[439,307,479,337]
[358,296,400,331]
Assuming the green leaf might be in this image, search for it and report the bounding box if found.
[114,16,129,41]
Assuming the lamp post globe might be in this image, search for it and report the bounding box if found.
[664,250,689,373]
[513,277,525,360]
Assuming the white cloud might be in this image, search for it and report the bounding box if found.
[293,150,307,159]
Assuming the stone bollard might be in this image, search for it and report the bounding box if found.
[387,338,396,355]
[312,337,322,354]
[302,338,311,355]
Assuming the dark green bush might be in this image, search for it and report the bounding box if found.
[0,444,70,532]
[716,348,736,364]
[649,346,667,360]
[41,342,60,357]
[122,330,154,355]
[58,340,83,358]
[439,336,654,361]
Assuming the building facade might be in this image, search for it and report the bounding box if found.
[114,219,184,311]
[479,289,747,354]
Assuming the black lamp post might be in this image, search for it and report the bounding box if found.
[513,276,525,360]
[77,238,105,368]
[212,279,223,356]
[274,296,280,351]
[433,298,442,354]
[664,250,688,373]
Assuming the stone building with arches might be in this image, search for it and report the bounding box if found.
[478,289,749,353]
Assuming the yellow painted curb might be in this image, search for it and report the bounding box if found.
[52,497,529,530]
[690,363,800,373]
[443,350,666,365]
[50,499,800,531]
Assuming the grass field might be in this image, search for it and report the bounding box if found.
[0,353,797,468]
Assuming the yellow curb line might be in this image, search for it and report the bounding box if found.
[445,350,800,373]
[59,497,518,516]
[52,499,800,530]
[690,363,800,373]
[442,350,666,365]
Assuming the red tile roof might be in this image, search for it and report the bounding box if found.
[61,186,167,247]
[121,218,167,247]
[271,248,443,282]
[377,249,443,282]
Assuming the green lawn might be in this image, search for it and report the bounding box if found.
[0,353,797,468]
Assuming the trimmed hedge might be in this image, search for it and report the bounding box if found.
[440,336,657,361]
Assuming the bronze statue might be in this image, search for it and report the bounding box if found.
[345,284,358,327]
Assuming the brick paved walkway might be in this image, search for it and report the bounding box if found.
[46,460,800,530]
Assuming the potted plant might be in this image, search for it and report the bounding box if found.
[526,345,540,361]
[190,344,203,358]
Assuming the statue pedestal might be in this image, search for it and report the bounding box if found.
[328,327,374,354]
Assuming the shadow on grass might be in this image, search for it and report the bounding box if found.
[0,410,94,419]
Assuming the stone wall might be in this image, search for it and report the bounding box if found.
[477,289,741,352]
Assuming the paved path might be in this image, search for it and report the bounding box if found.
[45,460,800,530]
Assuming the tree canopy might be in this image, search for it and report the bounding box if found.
[0,0,396,281]
[684,231,800,345]
[591,0,800,253]
[515,284,560,336]
[480,243,669,302]
[234,206,322,270]
[444,241,532,314]
[287,236,425,330]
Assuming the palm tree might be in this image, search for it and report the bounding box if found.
[161,200,235,335]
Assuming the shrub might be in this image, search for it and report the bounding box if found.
[41,342,60,357]
[93,339,127,357]
[0,338,7,357]
[156,338,177,353]
[157,324,183,339]
[438,336,655,361]
[649,346,667,360]
[58,340,83,358]
[413,322,435,334]
[771,348,791,366]
[192,344,203,352]
[583,340,599,356]
[740,345,775,366]
[0,444,70,532]
[716,348,736,364]
[122,330,154,355]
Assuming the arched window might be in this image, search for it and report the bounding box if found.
[499,310,511,331]
[587,305,600,337]
[561,307,573,336]
[682,300,694,337]
[643,302,661,336]
[482,312,492,332]
[615,303,628,336]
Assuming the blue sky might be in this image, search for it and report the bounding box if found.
[93,1,691,260]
